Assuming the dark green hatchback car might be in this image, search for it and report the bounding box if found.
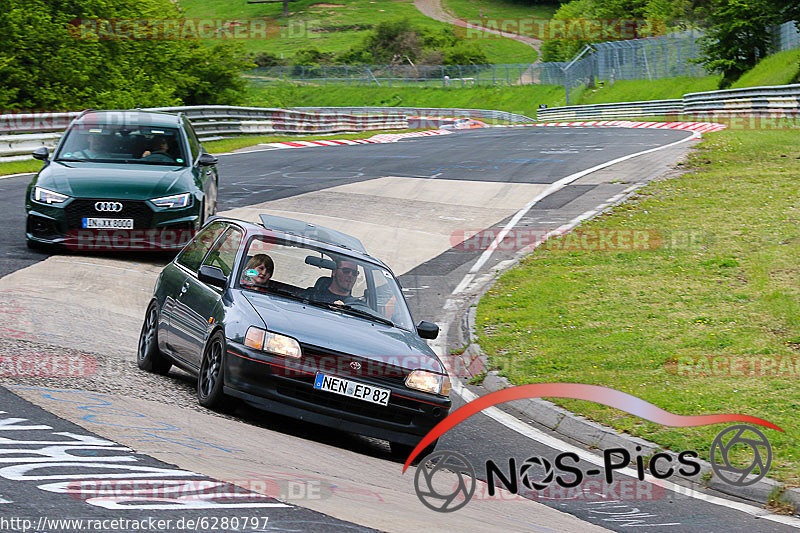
[25,109,219,251]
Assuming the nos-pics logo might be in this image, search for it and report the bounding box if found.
[403,384,781,513]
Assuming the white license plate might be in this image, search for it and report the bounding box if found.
[82,218,134,229]
[313,372,391,406]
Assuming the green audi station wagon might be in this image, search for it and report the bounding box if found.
[25,109,219,251]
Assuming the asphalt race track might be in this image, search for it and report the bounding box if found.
[1,126,798,532]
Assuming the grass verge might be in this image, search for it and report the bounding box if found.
[475,128,800,484]
[245,83,566,117]
[731,48,800,89]
[579,76,722,104]
[0,160,44,177]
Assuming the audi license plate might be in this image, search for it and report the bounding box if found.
[82,218,134,229]
[313,372,390,406]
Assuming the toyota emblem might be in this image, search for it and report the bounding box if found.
[95,201,123,212]
[350,361,361,370]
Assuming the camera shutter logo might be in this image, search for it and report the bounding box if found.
[710,425,772,486]
[413,450,476,512]
[95,201,123,212]
[520,456,554,490]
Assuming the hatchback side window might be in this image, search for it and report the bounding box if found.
[202,227,243,277]
[176,222,226,272]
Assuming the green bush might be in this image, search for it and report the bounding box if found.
[0,0,251,109]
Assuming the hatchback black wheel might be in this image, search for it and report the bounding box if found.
[198,330,227,408]
[137,301,172,375]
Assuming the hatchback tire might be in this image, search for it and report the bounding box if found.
[198,330,228,409]
[137,301,172,375]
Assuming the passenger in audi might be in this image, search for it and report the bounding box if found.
[240,254,274,290]
[74,134,107,159]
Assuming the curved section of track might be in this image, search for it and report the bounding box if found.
[2,127,796,532]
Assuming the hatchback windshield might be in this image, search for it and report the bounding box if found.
[56,124,187,165]
[238,235,415,331]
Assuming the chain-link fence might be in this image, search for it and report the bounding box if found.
[775,21,800,52]
[246,64,535,87]
[246,23,798,90]
[593,30,707,81]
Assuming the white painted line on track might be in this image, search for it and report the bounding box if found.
[0,172,36,180]
[465,131,701,276]
[452,381,800,528]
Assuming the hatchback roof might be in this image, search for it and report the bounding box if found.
[74,109,182,128]
[258,214,367,253]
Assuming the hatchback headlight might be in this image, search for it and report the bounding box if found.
[151,193,191,209]
[244,327,301,358]
[405,369,451,395]
[33,187,69,204]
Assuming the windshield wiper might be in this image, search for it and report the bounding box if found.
[334,303,394,327]
[249,285,306,302]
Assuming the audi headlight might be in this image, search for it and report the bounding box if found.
[244,327,301,358]
[151,193,191,209]
[405,370,451,396]
[33,187,69,205]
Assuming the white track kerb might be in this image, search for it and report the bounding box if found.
[432,121,799,528]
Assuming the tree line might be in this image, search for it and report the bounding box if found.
[541,0,799,87]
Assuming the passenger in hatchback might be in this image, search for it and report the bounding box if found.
[241,254,274,290]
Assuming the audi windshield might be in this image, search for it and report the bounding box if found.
[56,124,188,166]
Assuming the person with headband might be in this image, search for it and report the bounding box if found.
[241,254,274,290]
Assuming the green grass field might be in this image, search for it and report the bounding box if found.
[445,0,557,21]
[244,83,565,116]
[474,128,800,484]
[444,0,557,37]
[731,48,800,89]
[578,76,722,104]
[179,0,537,63]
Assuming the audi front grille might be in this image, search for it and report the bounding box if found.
[64,199,154,230]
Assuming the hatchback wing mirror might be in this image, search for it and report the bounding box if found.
[198,265,227,288]
[32,147,49,161]
[416,321,439,339]
[198,153,218,167]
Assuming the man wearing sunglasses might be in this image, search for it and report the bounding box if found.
[302,257,360,305]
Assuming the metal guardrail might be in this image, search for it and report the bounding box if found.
[291,107,533,123]
[0,106,408,162]
[536,99,683,121]
[683,84,800,116]
[536,84,800,121]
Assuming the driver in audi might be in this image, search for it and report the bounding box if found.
[141,136,171,159]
